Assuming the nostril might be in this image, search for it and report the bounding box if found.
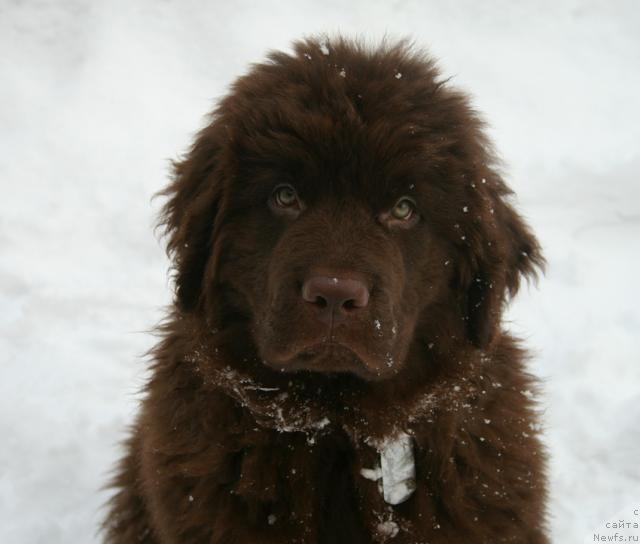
[343,299,357,311]
[314,295,328,309]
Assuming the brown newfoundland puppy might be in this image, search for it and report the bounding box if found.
[103,37,548,543]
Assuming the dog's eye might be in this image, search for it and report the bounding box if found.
[391,198,415,220]
[379,197,419,229]
[270,184,301,213]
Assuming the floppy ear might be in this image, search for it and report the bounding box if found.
[464,177,545,348]
[158,125,226,313]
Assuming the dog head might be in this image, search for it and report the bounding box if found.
[159,37,543,384]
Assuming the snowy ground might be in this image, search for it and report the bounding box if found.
[1,1,639,542]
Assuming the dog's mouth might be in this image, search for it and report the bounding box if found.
[265,340,397,381]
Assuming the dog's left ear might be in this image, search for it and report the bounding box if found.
[157,123,227,313]
[464,175,545,348]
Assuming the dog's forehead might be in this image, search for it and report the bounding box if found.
[233,119,426,198]
[220,38,477,208]
[228,98,442,202]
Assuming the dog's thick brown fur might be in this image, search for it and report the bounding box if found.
[103,36,548,543]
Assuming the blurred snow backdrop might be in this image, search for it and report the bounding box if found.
[1,0,639,541]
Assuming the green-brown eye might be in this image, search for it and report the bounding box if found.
[273,185,297,207]
[391,198,416,221]
[270,184,303,217]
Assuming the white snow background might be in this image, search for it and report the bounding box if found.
[1,1,639,542]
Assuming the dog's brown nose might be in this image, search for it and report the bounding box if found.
[302,275,370,325]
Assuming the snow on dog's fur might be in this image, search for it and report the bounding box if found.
[103,36,548,543]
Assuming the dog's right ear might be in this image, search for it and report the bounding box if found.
[158,125,225,313]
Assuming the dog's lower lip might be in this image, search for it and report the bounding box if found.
[283,341,389,379]
[266,341,358,367]
[298,341,360,360]
[262,333,402,379]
